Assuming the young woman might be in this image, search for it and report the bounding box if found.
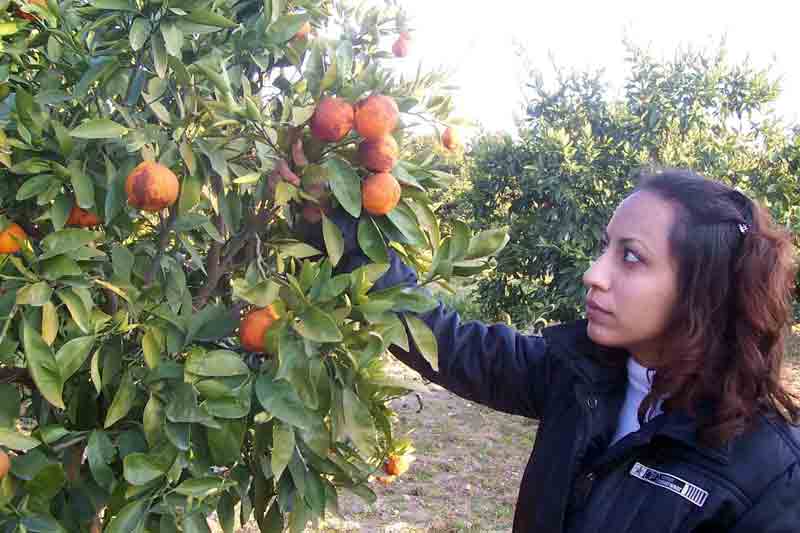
[332,168,800,532]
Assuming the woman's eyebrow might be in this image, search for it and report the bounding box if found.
[603,229,652,255]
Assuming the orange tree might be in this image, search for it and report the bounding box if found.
[0,1,507,531]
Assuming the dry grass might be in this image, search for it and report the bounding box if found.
[212,338,800,533]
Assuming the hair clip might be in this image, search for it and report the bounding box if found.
[738,223,749,235]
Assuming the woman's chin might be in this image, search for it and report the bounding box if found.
[586,320,621,347]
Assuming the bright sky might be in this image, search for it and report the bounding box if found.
[397,0,800,135]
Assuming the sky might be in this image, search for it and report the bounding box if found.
[396,0,800,135]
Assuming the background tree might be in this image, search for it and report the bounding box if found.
[463,41,800,328]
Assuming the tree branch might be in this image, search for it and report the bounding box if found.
[143,206,177,287]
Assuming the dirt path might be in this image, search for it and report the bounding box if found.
[214,357,800,532]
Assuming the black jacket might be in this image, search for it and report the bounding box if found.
[350,250,800,533]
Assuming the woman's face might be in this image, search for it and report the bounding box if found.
[582,191,680,367]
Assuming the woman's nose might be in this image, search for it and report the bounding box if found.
[583,253,611,292]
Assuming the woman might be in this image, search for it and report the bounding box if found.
[332,168,800,532]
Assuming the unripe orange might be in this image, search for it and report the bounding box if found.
[239,305,280,354]
[311,97,354,143]
[362,172,401,216]
[125,161,180,212]
[354,95,399,141]
[0,223,27,254]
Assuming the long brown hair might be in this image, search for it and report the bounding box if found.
[634,169,800,447]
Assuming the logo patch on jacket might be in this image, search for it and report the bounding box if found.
[630,462,709,507]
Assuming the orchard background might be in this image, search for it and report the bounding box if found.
[0,1,799,532]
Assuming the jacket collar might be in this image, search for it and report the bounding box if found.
[542,319,732,465]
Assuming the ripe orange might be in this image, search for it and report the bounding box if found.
[294,21,312,40]
[362,172,401,216]
[0,223,27,254]
[311,97,354,142]
[442,127,459,151]
[392,33,410,57]
[354,95,399,141]
[239,305,280,353]
[0,450,10,480]
[66,206,102,227]
[358,135,399,172]
[125,161,180,212]
[384,453,412,476]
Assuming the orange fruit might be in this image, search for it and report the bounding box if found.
[392,34,410,57]
[362,172,401,216]
[0,223,27,254]
[66,206,102,227]
[311,97,354,143]
[358,135,399,172]
[384,453,412,476]
[125,161,180,212]
[294,21,312,40]
[0,450,9,480]
[239,305,280,354]
[354,95,399,141]
[442,127,459,151]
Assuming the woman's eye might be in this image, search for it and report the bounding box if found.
[623,248,640,263]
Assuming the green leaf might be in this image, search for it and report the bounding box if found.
[54,336,93,383]
[104,500,149,533]
[142,395,165,447]
[464,228,510,260]
[405,315,438,371]
[26,463,66,501]
[207,419,246,466]
[50,195,72,231]
[321,213,344,267]
[232,279,279,307]
[278,242,322,259]
[293,306,342,343]
[325,158,361,218]
[161,22,183,57]
[142,327,164,369]
[23,319,63,409]
[184,9,238,28]
[271,422,294,480]
[90,348,103,396]
[87,430,116,490]
[71,168,95,209]
[0,384,20,428]
[40,255,82,280]
[16,282,52,307]
[104,370,137,428]
[151,33,168,78]
[341,387,376,458]
[57,289,93,334]
[41,229,99,256]
[92,0,136,11]
[217,492,236,533]
[357,217,389,263]
[123,453,168,485]
[267,14,308,43]
[0,428,41,451]
[16,175,56,201]
[20,513,68,533]
[255,375,319,431]
[112,245,134,282]
[185,350,249,377]
[69,119,128,139]
[0,22,23,37]
[386,203,428,247]
[176,477,236,498]
[129,17,150,51]
[165,383,220,428]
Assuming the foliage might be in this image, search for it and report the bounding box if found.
[464,40,800,328]
[0,0,508,531]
